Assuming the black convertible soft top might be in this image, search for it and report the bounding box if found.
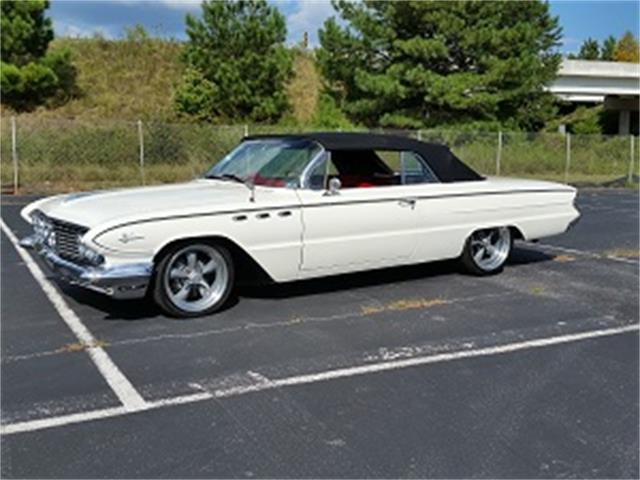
[244,132,483,183]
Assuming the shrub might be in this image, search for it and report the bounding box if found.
[0,0,77,112]
[311,94,355,130]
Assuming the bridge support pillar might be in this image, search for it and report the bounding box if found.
[619,110,630,135]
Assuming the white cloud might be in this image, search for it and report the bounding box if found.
[54,19,115,39]
[153,0,201,10]
[107,0,200,10]
[286,0,335,46]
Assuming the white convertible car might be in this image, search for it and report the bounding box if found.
[20,133,580,317]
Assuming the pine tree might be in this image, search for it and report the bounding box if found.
[176,0,293,122]
[601,35,617,61]
[317,0,562,130]
[577,38,600,60]
[0,0,77,111]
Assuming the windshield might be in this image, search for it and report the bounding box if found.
[205,139,322,188]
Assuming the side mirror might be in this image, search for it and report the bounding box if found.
[325,177,341,196]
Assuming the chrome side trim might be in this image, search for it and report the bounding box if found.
[92,188,575,240]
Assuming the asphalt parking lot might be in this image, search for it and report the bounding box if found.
[1,189,638,478]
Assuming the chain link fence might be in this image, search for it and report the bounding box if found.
[1,116,638,193]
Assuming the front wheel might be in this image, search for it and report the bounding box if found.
[153,242,234,318]
[461,227,512,275]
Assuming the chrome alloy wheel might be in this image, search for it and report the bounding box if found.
[162,244,230,313]
[469,227,511,272]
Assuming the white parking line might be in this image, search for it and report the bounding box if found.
[1,323,637,436]
[0,219,147,411]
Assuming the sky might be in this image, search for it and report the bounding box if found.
[49,0,640,53]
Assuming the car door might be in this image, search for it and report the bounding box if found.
[295,150,425,274]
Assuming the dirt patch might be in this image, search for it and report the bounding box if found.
[604,248,639,258]
[361,298,449,315]
[60,339,109,353]
[553,254,576,263]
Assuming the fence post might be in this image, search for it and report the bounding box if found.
[496,130,502,176]
[244,124,249,138]
[564,132,571,184]
[137,120,145,185]
[629,135,636,184]
[11,116,18,194]
[417,130,422,141]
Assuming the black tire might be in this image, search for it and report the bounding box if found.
[460,227,512,275]
[152,242,235,318]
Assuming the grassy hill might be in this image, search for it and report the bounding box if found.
[11,36,323,124]
[285,49,321,125]
[38,36,184,121]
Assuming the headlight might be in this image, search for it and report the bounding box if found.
[32,211,54,245]
[46,230,56,249]
[77,236,104,265]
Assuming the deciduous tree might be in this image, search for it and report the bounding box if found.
[613,31,639,63]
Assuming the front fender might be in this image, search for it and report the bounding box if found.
[91,210,302,283]
[90,212,266,265]
[91,219,243,257]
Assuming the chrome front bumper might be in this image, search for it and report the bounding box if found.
[20,235,153,300]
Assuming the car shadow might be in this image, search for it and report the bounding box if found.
[238,245,554,300]
[508,243,554,266]
[239,259,459,299]
[53,244,554,321]
[56,283,161,321]
[55,278,243,321]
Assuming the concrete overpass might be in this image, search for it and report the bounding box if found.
[548,59,640,134]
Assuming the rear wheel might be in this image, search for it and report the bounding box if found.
[461,227,512,275]
[153,242,234,318]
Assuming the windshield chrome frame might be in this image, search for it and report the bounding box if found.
[298,144,328,190]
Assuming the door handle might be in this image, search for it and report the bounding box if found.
[398,198,417,208]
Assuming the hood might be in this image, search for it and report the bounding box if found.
[24,180,256,229]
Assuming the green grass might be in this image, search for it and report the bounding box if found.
[0,117,246,192]
[2,121,637,193]
[420,129,639,186]
[2,164,204,194]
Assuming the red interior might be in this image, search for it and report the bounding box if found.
[339,175,393,188]
[252,174,394,189]
[252,174,286,187]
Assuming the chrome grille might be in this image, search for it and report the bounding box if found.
[49,216,89,263]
